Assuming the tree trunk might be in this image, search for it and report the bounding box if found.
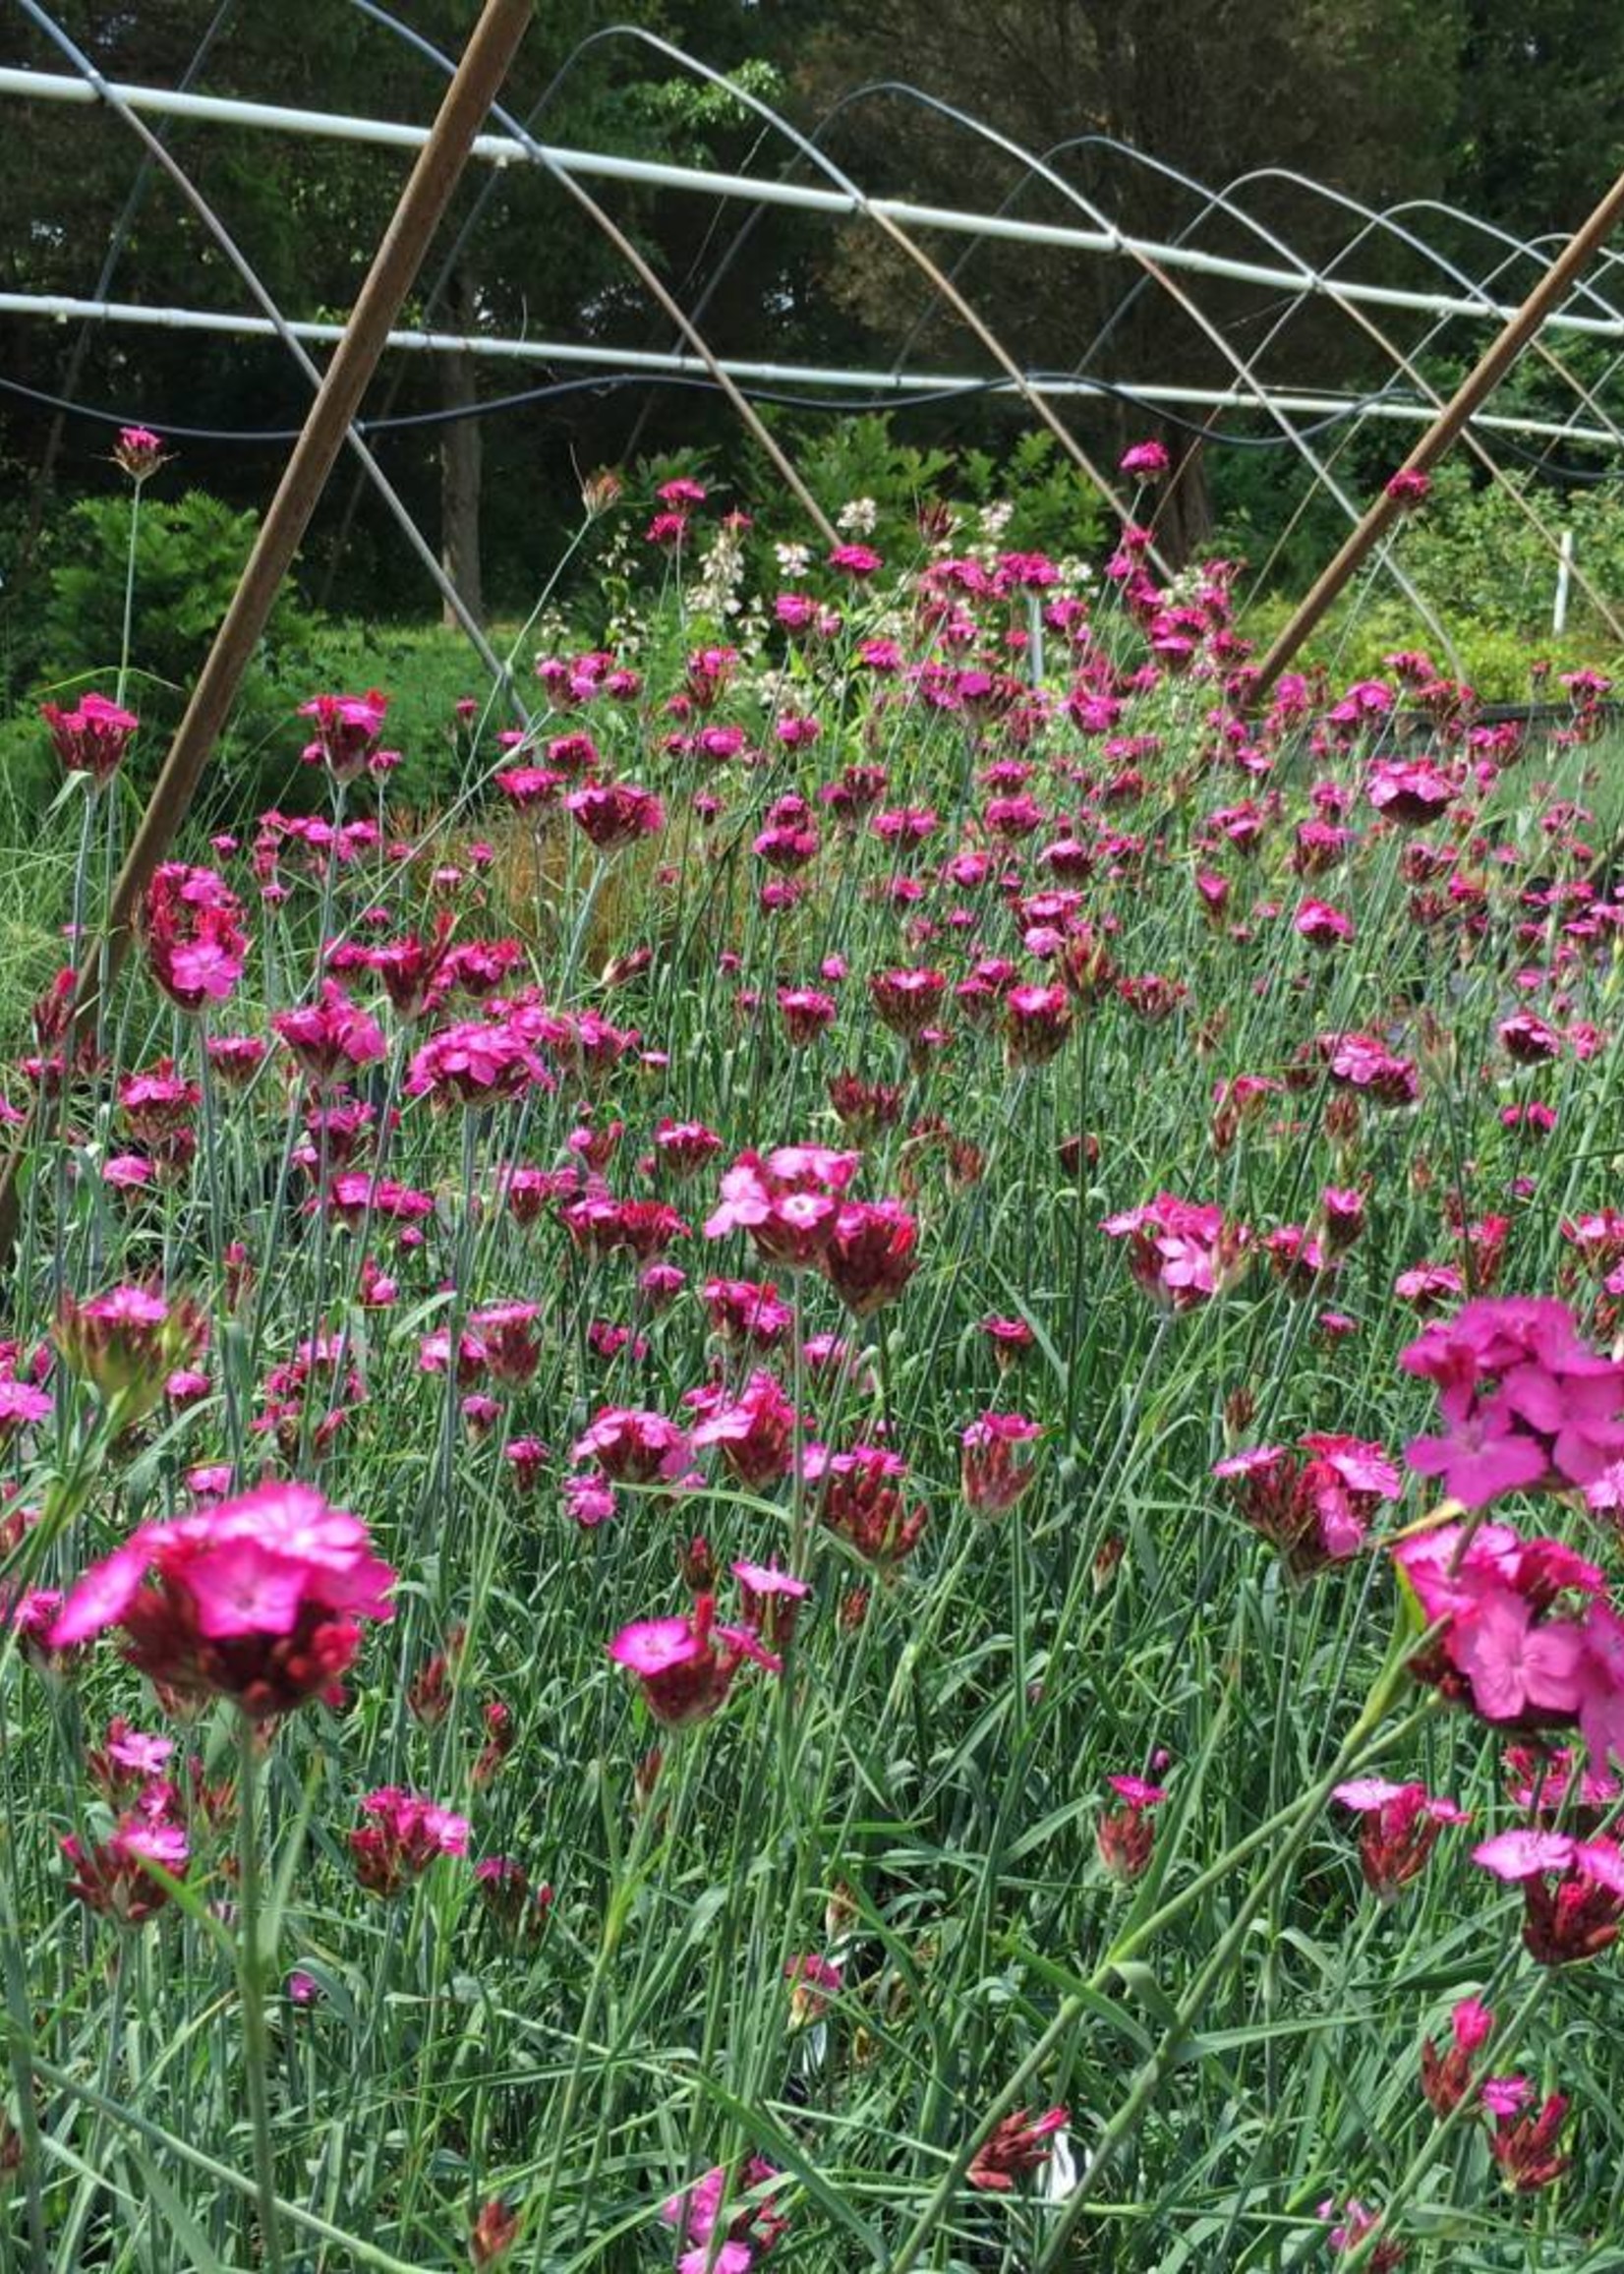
[439,269,484,629]
[1157,438,1214,568]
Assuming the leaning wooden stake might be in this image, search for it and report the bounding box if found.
[1248,164,1624,701]
[0,0,532,1269]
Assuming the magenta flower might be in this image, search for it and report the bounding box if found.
[810,1443,926,1570]
[298,689,389,784]
[273,983,385,1089]
[143,863,247,1013]
[869,966,948,1037]
[1106,1774,1168,1808]
[1468,1829,1624,1964]
[691,1371,799,1490]
[703,1146,861,1272]
[350,1787,469,1895]
[572,1406,691,1486]
[55,1284,206,1420]
[1472,1828,1583,1881]
[1005,982,1073,1067]
[960,1412,1043,1514]
[1295,898,1355,947]
[660,2157,786,2273]
[1407,1398,1552,1508]
[62,1816,189,1926]
[1402,1296,1624,1507]
[730,1559,811,1651]
[42,692,139,787]
[406,1016,548,1105]
[49,1482,395,1719]
[1319,2198,1403,2269]
[1097,1776,1164,1878]
[609,1595,779,1725]
[1102,1194,1250,1311]
[823,1198,918,1317]
[1489,2090,1571,2192]
[654,1119,723,1179]
[966,2105,1071,2191]
[1333,1778,1468,1898]
[1368,759,1455,826]
[1421,1996,1493,2115]
[1384,467,1431,507]
[113,426,166,481]
[565,781,666,853]
[1320,1030,1419,1107]
[0,1374,52,1435]
[1447,1589,1584,1722]
[561,1195,689,1262]
[563,1474,617,1528]
[776,986,838,1043]
[703,1277,792,1348]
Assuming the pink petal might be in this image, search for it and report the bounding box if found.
[1575,1837,1624,1895]
[1333,1778,1408,1812]
[609,1617,699,1675]
[186,1542,309,1639]
[48,1538,154,1647]
[1472,1829,1575,1881]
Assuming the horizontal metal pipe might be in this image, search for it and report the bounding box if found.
[5,63,1624,339]
[0,288,1615,445]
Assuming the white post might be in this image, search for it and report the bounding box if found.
[1027,589,1046,688]
[1553,527,1575,635]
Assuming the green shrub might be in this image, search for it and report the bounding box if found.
[34,490,318,715]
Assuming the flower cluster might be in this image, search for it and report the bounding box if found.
[704,1145,919,1316]
[41,691,139,787]
[1402,1296,1624,1508]
[659,2158,787,2274]
[1101,1193,1251,1310]
[350,1787,470,1895]
[609,1591,782,1726]
[1214,1433,1400,1579]
[142,863,248,1012]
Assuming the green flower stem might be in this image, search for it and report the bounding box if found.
[235,1719,284,2274]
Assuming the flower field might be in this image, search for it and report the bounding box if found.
[6,448,1624,2273]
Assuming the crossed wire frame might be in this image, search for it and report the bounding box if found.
[4,2,1624,681]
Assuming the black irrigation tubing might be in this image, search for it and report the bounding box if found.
[3,366,1619,482]
[1374,700,1621,741]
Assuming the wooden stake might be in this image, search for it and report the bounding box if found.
[1248,166,1624,700]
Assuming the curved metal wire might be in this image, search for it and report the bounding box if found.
[1376,204,1624,471]
[698,67,1460,655]
[423,20,1157,565]
[1208,172,1624,446]
[873,123,1624,635]
[1194,170,1624,629]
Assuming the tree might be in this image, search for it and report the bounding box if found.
[1447,2,1624,235]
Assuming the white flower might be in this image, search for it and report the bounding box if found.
[837,496,879,535]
